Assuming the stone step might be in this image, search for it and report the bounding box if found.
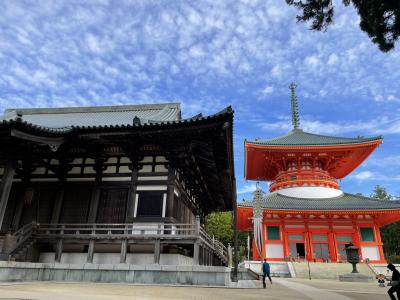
[292,262,375,279]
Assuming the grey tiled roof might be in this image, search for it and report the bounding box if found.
[1,103,180,130]
[239,192,400,211]
[246,129,382,146]
[0,103,233,134]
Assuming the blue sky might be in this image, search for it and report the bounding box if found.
[1,1,400,200]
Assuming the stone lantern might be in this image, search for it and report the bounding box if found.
[345,243,359,273]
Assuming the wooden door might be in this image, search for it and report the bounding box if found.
[60,184,92,223]
[19,185,56,226]
[96,188,128,223]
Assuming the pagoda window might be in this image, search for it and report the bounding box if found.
[267,226,280,240]
[288,234,303,241]
[312,235,328,242]
[301,161,311,170]
[360,228,375,242]
[336,235,352,243]
[288,162,297,171]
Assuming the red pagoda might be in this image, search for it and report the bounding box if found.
[237,84,400,263]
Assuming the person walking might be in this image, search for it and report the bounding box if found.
[262,258,272,288]
[388,264,400,300]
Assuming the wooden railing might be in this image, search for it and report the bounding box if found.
[32,222,228,262]
[6,222,37,255]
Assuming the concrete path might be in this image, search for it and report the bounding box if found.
[276,278,353,300]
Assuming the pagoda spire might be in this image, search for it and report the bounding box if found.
[289,83,300,130]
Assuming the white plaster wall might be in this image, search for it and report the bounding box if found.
[361,246,380,261]
[278,187,343,199]
[265,244,284,259]
[39,253,194,265]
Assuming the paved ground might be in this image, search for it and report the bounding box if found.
[0,278,390,300]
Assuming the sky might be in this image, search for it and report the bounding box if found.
[1,0,399,201]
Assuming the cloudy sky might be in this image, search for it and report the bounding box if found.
[1,0,399,200]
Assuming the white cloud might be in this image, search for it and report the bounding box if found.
[237,184,257,195]
[352,171,374,181]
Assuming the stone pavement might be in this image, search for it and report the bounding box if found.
[0,278,391,300]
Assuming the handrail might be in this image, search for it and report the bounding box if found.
[8,221,37,255]
[9,222,228,264]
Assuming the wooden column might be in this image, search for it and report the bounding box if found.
[166,168,175,220]
[0,162,16,229]
[87,240,95,263]
[304,220,313,261]
[120,239,128,263]
[88,159,103,223]
[193,241,200,265]
[125,166,138,222]
[281,219,289,259]
[374,224,385,262]
[51,183,64,224]
[154,240,160,264]
[55,239,63,263]
[11,188,26,230]
[328,220,337,262]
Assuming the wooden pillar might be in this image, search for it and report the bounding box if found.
[88,160,103,223]
[352,219,362,259]
[87,240,95,263]
[261,221,266,259]
[281,219,289,258]
[0,162,16,229]
[305,220,313,261]
[193,241,200,265]
[11,188,26,230]
[120,239,128,263]
[154,240,160,264]
[328,220,337,262]
[51,184,64,224]
[55,239,63,263]
[166,168,175,220]
[374,224,385,262]
[125,165,138,222]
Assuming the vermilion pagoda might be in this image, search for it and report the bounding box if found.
[237,84,400,263]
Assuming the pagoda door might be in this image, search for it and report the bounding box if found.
[96,188,128,223]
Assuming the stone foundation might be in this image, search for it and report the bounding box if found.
[0,261,231,286]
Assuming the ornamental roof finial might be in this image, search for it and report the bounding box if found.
[289,83,300,130]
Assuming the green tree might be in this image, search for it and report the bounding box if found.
[286,0,400,52]
[370,186,400,263]
[204,211,252,261]
[204,212,233,246]
[370,185,392,200]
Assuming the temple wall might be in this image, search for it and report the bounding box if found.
[261,218,385,263]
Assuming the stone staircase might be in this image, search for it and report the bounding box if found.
[291,262,375,279]
[8,238,36,261]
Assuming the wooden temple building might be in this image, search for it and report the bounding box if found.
[237,85,400,264]
[0,103,235,266]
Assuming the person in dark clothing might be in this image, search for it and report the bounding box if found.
[388,264,400,300]
[262,259,272,288]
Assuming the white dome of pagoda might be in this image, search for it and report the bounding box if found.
[277,186,344,199]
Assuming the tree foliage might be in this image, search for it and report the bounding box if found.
[370,185,392,200]
[286,0,400,52]
[369,185,400,263]
[204,211,252,261]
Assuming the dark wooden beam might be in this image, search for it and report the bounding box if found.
[0,162,16,228]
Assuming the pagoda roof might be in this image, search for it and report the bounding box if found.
[246,129,382,147]
[239,192,400,211]
[0,103,233,135]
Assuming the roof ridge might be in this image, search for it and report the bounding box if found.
[3,102,181,116]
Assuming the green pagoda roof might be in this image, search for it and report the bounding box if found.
[239,192,400,211]
[0,103,233,134]
[247,129,382,146]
